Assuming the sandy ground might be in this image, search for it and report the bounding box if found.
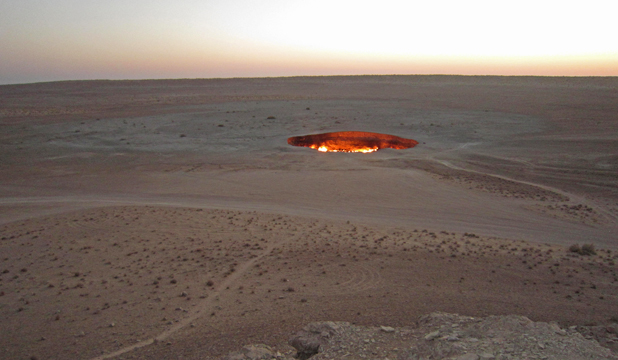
[0,75,617,359]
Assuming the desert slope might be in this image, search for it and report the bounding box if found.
[0,75,616,359]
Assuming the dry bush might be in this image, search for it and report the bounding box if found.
[581,243,596,256]
[568,243,596,256]
[569,244,581,253]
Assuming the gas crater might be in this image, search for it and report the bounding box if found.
[287,131,419,153]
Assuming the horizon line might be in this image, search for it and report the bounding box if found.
[2,73,618,87]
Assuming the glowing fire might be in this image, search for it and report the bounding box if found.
[311,145,378,153]
[288,131,418,153]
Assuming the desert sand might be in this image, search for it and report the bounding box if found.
[0,75,617,359]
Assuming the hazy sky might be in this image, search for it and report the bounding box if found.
[1,0,617,84]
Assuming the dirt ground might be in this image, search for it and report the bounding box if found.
[0,75,617,359]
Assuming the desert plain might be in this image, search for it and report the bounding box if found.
[0,75,617,359]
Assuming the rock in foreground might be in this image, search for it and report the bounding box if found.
[224,312,617,360]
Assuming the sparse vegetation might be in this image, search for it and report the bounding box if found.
[581,243,597,255]
[568,243,596,256]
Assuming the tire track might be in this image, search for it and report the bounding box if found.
[431,158,618,226]
[90,231,302,360]
[307,263,383,296]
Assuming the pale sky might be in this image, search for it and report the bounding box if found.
[1,0,617,85]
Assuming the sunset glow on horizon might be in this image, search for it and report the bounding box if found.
[1,0,617,85]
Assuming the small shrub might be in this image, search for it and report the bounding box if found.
[569,243,597,256]
[581,243,596,256]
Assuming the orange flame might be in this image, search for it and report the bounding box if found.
[288,131,418,153]
[310,144,378,153]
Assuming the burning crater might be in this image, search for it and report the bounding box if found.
[287,131,419,153]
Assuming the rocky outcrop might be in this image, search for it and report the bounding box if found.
[223,312,618,360]
[288,322,343,360]
[222,344,287,360]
